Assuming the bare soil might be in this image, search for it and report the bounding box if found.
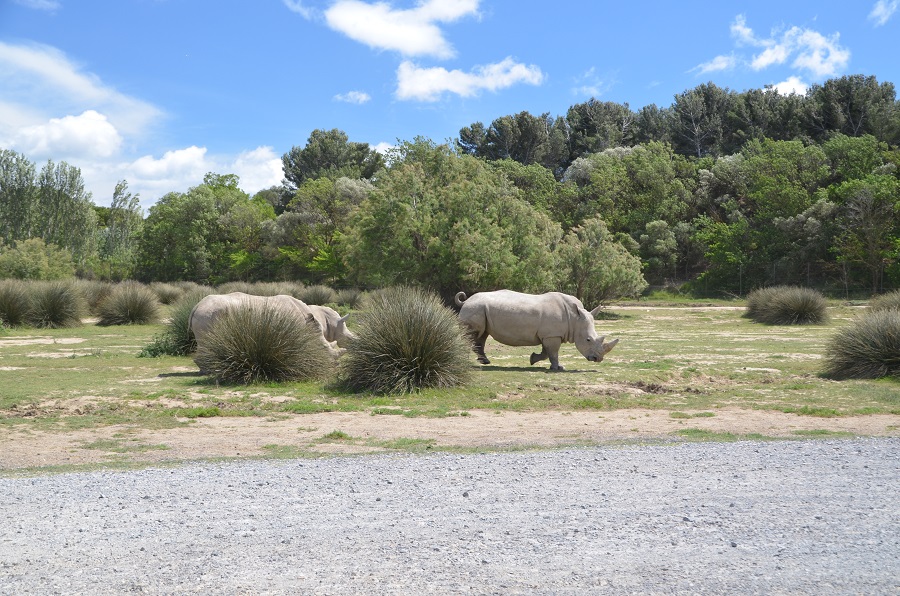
[2,407,898,470]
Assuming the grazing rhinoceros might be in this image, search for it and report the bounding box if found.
[455,290,619,371]
[188,292,355,354]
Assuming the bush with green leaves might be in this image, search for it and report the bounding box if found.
[26,280,85,328]
[338,286,472,394]
[193,301,334,383]
[96,281,161,326]
[744,286,828,325]
[821,310,900,379]
[0,279,31,327]
[139,287,214,357]
[868,290,900,313]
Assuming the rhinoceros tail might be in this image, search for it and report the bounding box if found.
[454,291,468,307]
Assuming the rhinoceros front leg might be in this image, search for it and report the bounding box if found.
[531,337,564,371]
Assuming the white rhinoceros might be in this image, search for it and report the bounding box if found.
[455,290,618,371]
[188,292,355,353]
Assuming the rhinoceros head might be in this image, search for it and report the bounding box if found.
[573,307,619,363]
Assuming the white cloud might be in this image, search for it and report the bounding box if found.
[729,14,757,45]
[324,0,480,58]
[869,0,899,25]
[572,67,614,97]
[716,16,850,79]
[772,76,808,96]
[789,29,850,78]
[229,147,285,193]
[0,41,163,144]
[13,110,122,159]
[334,90,372,104]
[282,0,313,19]
[691,54,737,75]
[130,146,209,181]
[371,141,395,155]
[396,57,544,101]
[13,0,60,11]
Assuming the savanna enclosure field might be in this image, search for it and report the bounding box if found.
[1,301,898,474]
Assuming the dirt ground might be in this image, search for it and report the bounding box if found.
[2,407,898,471]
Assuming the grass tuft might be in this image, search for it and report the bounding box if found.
[96,281,161,326]
[297,284,337,305]
[868,290,900,313]
[26,280,85,328]
[193,300,335,384]
[821,310,900,380]
[139,287,214,357]
[338,286,472,394]
[0,279,31,327]
[745,286,828,325]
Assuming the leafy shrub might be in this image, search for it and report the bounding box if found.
[338,286,472,394]
[26,280,85,328]
[0,279,31,327]
[869,290,900,313]
[298,284,337,305]
[744,286,828,325]
[96,281,161,326]
[0,238,75,280]
[194,301,334,383]
[139,287,214,357]
[821,310,900,379]
[150,282,184,305]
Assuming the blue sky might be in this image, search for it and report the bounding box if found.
[1,0,898,210]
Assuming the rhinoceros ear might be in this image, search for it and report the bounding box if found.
[338,313,350,324]
[602,338,620,354]
[589,304,604,318]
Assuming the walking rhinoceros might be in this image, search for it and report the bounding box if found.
[188,292,355,354]
[455,290,618,371]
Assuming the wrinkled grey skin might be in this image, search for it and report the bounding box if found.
[188,293,354,354]
[455,290,619,371]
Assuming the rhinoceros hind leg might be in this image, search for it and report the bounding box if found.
[473,332,491,365]
[530,350,547,365]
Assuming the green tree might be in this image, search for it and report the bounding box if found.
[98,180,143,280]
[566,99,635,156]
[281,176,371,282]
[281,129,383,193]
[555,216,647,307]
[135,173,250,282]
[33,160,98,269]
[639,220,678,285]
[342,139,561,297]
[671,83,735,158]
[0,150,37,245]
[829,174,900,294]
[0,238,75,280]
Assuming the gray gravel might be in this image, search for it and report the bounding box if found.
[1,438,898,595]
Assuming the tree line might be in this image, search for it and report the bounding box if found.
[1,74,898,302]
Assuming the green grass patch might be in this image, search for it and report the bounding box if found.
[669,411,716,419]
[80,438,170,453]
[175,406,221,418]
[790,429,854,437]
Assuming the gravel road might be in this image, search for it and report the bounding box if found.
[1,438,898,595]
